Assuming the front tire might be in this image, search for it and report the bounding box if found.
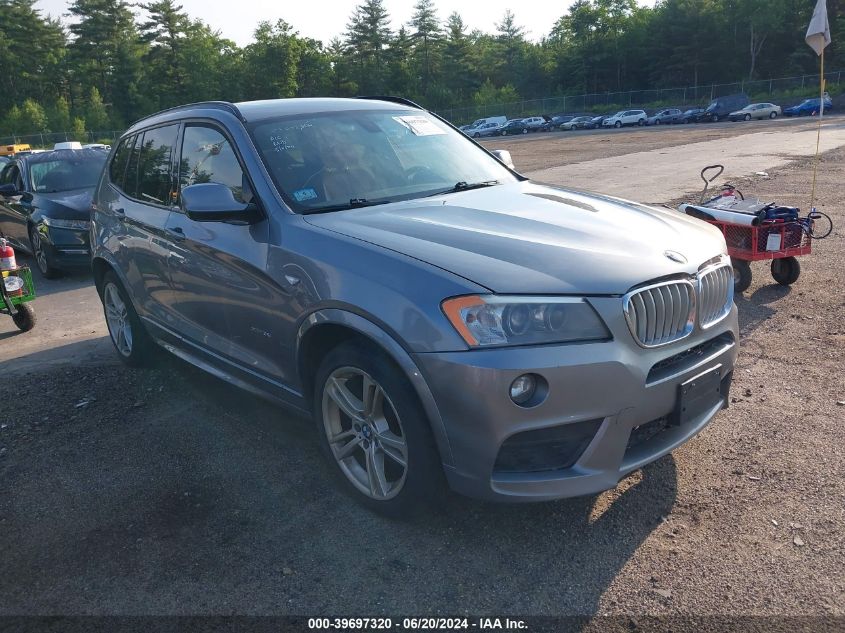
[614,121,622,128]
[101,271,155,367]
[744,114,751,121]
[771,257,800,285]
[12,303,36,332]
[314,342,444,517]
[29,224,61,279]
[733,259,752,293]
[770,111,777,119]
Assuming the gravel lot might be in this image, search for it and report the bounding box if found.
[1,122,843,622]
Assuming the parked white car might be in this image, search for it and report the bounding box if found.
[728,103,782,121]
[602,110,647,128]
[521,116,547,131]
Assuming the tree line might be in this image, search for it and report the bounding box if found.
[1,0,843,137]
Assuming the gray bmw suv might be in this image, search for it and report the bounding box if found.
[92,97,738,515]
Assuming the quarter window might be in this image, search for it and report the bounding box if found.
[178,125,245,203]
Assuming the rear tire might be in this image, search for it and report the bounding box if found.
[733,259,752,293]
[313,341,445,517]
[12,303,36,332]
[101,271,156,367]
[771,257,800,285]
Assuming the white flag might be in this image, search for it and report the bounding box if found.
[806,0,831,56]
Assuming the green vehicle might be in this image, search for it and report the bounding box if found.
[0,253,36,331]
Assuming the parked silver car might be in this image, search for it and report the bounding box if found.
[92,98,738,515]
[728,103,782,121]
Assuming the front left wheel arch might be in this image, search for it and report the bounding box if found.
[296,309,454,467]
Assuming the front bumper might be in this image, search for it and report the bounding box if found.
[42,225,91,267]
[414,299,739,502]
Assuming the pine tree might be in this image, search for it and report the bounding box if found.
[442,13,473,102]
[408,0,442,97]
[50,96,71,132]
[67,0,144,122]
[86,86,110,131]
[345,0,393,93]
[139,0,190,107]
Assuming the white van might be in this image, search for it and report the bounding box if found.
[53,141,83,150]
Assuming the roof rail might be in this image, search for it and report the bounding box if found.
[130,101,244,127]
[355,95,424,110]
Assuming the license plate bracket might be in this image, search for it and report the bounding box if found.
[672,365,723,426]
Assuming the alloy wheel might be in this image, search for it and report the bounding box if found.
[104,282,133,357]
[321,367,408,500]
[30,226,49,274]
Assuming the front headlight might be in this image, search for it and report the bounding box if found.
[441,295,611,348]
[42,217,91,230]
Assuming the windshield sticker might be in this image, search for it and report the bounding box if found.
[393,115,447,136]
[293,188,318,202]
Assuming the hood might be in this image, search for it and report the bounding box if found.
[34,188,94,219]
[303,182,728,295]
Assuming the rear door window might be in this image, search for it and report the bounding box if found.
[109,136,133,189]
[123,135,141,199]
[137,124,179,206]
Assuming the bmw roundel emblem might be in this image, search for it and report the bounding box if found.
[664,250,687,264]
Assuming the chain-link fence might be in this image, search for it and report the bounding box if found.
[0,130,122,148]
[2,70,840,143]
[435,71,843,124]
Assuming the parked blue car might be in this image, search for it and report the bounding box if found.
[784,97,833,117]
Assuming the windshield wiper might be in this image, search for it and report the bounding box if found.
[301,198,392,214]
[424,180,500,197]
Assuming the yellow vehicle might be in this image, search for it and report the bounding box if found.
[0,143,32,156]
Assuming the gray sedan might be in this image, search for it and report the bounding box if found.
[91,97,738,516]
[470,122,503,138]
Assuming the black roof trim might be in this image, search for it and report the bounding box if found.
[355,95,424,110]
[130,101,244,128]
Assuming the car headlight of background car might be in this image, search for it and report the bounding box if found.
[42,217,91,231]
[442,295,610,347]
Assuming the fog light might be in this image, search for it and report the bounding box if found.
[509,374,537,405]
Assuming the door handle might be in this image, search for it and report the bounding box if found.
[166,226,186,242]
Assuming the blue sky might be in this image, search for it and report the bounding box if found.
[35,0,658,47]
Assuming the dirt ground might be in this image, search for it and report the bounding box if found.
[1,123,843,623]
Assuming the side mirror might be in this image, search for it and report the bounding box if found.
[0,183,19,196]
[181,183,260,223]
[490,149,515,170]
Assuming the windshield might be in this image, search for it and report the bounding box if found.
[29,153,107,193]
[250,109,518,213]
